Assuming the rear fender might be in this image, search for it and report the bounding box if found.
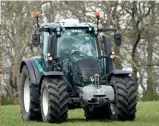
[107,70,131,81]
[20,59,41,85]
[20,59,42,104]
[40,71,64,83]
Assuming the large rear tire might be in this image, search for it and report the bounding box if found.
[20,66,41,121]
[40,78,68,123]
[110,76,137,121]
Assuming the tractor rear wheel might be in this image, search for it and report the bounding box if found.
[110,76,137,121]
[40,78,68,123]
[20,66,41,121]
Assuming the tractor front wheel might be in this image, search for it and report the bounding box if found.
[40,78,68,123]
[110,76,137,121]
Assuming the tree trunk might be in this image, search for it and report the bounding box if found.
[131,30,141,90]
[144,2,156,101]
[145,39,156,100]
[0,52,2,105]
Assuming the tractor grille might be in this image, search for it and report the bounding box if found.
[76,58,101,80]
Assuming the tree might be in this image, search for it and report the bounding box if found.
[1,1,43,103]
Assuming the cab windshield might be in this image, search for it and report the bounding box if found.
[57,29,98,61]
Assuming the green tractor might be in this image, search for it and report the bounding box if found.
[19,11,137,123]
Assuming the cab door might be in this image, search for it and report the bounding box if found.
[40,31,50,71]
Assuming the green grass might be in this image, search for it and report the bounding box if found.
[1,102,159,126]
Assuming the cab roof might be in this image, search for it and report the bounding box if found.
[40,22,95,29]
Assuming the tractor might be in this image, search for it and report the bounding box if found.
[19,11,137,123]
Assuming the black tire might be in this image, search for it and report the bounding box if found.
[84,105,110,120]
[40,78,68,123]
[110,76,137,121]
[20,66,41,121]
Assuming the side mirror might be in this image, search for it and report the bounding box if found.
[114,33,122,46]
[32,33,40,47]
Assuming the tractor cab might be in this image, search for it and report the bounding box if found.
[57,27,101,86]
[31,14,123,87]
[36,21,101,86]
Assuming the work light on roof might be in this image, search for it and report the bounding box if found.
[94,27,97,31]
[62,27,65,31]
[89,27,92,31]
[56,27,60,32]
[57,32,60,35]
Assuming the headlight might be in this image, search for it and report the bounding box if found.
[56,27,61,32]
[57,32,60,35]
[94,27,97,31]
[82,77,87,83]
[89,27,92,31]
[80,75,88,83]
[62,27,65,31]
[94,31,97,35]
[94,27,98,35]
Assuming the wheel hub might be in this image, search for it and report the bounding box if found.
[110,103,116,115]
[24,77,30,113]
[42,89,49,116]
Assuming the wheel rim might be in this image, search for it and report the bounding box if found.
[42,89,49,116]
[110,103,116,115]
[24,77,30,113]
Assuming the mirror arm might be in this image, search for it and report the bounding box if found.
[98,28,118,33]
[97,17,99,31]
[36,17,40,29]
[99,55,110,59]
[34,30,39,41]
[39,28,50,32]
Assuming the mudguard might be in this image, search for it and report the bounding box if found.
[20,59,41,85]
[43,71,64,76]
[20,59,64,85]
[107,69,131,81]
[20,59,42,104]
[111,70,131,75]
[40,71,64,84]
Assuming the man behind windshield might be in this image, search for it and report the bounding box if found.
[57,29,98,61]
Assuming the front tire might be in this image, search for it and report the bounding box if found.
[110,76,137,121]
[20,66,41,121]
[40,78,68,123]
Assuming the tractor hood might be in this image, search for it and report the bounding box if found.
[69,53,101,85]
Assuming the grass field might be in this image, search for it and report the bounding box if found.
[1,102,159,126]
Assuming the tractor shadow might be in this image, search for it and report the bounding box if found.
[67,118,86,122]
[67,118,112,123]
